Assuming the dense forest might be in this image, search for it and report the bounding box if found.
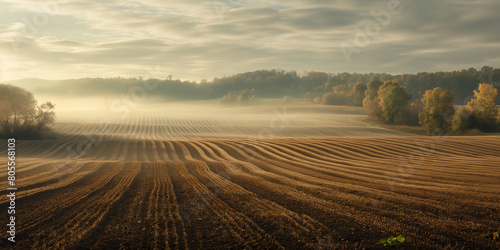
[10,66,500,104]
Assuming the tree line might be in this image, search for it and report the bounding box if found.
[2,65,499,138]
[360,80,499,134]
[21,66,500,105]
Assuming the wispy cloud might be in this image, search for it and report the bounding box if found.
[1,0,499,81]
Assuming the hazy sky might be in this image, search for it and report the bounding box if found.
[1,0,499,81]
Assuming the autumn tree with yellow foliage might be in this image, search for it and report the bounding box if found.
[377,80,412,124]
[418,87,455,134]
[467,83,498,131]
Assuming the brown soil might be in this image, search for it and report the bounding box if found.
[0,110,498,249]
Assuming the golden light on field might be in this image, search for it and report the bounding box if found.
[0,105,499,248]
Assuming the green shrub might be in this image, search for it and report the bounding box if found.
[379,235,405,247]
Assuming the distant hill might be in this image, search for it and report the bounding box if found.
[4,66,500,104]
[7,78,59,92]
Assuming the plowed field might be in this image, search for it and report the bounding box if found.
[1,109,499,249]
